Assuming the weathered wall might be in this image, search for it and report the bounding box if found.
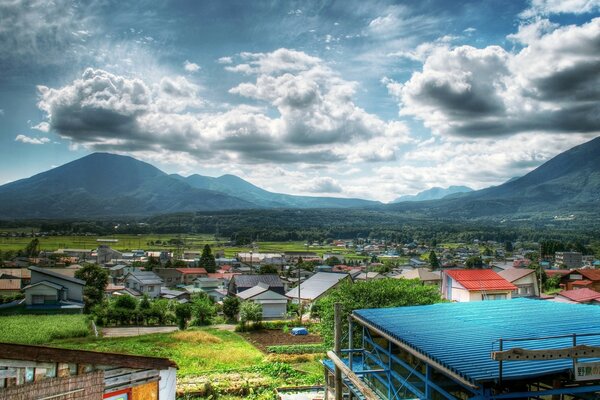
[0,370,103,400]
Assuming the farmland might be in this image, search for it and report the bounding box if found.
[0,314,90,344]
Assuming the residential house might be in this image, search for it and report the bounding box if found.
[160,288,190,303]
[0,342,176,399]
[283,251,320,264]
[237,282,289,319]
[228,274,285,296]
[396,268,441,287]
[23,266,85,310]
[354,272,384,281]
[185,277,227,301]
[0,268,30,286]
[96,245,123,264]
[553,288,600,304]
[176,268,208,285]
[154,268,184,286]
[0,278,21,297]
[562,269,600,291]
[124,271,163,298]
[409,258,428,267]
[442,269,517,302]
[286,272,350,304]
[108,264,137,284]
[498,268,540,297]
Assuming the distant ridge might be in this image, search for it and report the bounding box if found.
[392,186,473,203]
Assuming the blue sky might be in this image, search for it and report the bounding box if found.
[0,0,599,202]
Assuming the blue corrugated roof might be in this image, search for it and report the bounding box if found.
[354,298,600,384]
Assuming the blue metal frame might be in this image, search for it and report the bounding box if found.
[328,317,600,400]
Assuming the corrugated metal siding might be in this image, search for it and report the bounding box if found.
[354,298,600,384]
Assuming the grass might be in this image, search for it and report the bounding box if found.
[0,315,90,344]
[53,328,265,377]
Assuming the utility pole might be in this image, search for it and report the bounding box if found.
[297,263,302,323]
[334,303,342,400]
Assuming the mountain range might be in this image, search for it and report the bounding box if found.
[392,186,473,203]
[0,135,598,219]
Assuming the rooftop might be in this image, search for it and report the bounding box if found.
[176,268,207,274]
[558,288,600,303]
[354,299,600,384]
[285,272,349,301]
[29,266,85,285]
[445,269,517,291]
[497,267,536,282]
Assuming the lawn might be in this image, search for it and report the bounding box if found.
[0,314,90,344]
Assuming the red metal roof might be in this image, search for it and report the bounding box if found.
[0,279,21,290]
[577,269,600,281]
[545,269,572,277]
[445,269,517,291]
[175,268,207,274]
[572,280,593,286]
[558,288,600,303]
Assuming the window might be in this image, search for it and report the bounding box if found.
[167,278,172,282]
[32,295,45,304]
[147,285,154,292]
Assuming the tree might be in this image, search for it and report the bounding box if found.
[75,264,109,313]
[317,279,441,347]
[222,296,240,321]
[24,238,40,258]
[326,256,341,266]
[239,301,262,329]
[175,303,192,330]
[428,250,440,270]
[190,293,216,325]
[199,244,217,273]
[465,256,483,269]
[504,241,514,252]
[259,265,278,274]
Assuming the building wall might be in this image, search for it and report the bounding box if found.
[132,381,158,400]
[0,370,103,400]
[24,284,59,305]
[512,274,539,297]
[30,271,83,302]
[159,367,177,400]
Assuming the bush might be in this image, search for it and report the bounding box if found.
[266,344,326,354]
[238,301,262,329]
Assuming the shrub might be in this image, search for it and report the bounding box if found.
[266,344,325,354]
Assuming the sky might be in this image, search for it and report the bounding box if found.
[0,0,599,203]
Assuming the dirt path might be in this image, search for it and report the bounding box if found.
[101,326,179,337]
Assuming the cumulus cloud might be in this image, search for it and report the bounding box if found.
[521,0,600,17]
[386,18,600,138]
[183,60,200,72]
[298,177,343,193]
[15,134,50,145]
[37,49,411,166]
[217,56,233,64]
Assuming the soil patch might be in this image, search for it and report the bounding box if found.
[241,329,322,352]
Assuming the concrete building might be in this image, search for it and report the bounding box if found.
[555,251,583,268]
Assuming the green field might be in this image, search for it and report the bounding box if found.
[0,234,365,261]
[0,314,90,344]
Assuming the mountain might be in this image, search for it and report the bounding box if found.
[0,153,378,219]
[174,173,379,209]
[387,136,600,217]
[392,186,473,203]
[0,153,255,218]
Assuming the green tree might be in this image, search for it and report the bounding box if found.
[175,302,192,329]
[259,265,278,274]
[199,244,217,273]
[75,264,109,313]
[190,293,216,325]
[239,301,262,329]
[222,296,241,321]
[24,238,40,258]
[317,279,441,347]
[465,256,483,269]
[326,256,342,266]
[504,241,514,252]
[428,250,440,270]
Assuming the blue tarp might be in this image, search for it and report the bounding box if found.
[291,327,309,335]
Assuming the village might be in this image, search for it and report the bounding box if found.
[1,235,600,399]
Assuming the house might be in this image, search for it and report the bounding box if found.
[498,267,540,297]
[409,258,428,267]
[285,272,350,304]
[154,268,184,286]
[0,278,21,296]
[442,269,517,302]
[228,274,285,296]
[324,299,600,400]
[396,268,441,287]
[353,272,384,281]
[104,283,125,297]
[0,342,176,399]
[553,288,600,304]
[176,268,208,285]
[237,282,289,319]
[160,288,190,303]
[124,271,163,298]
[108,264,137,284]
[23,266,85,310]
[96,245,123,264]
[283,251,319,264]
[563,269,600,291]
[0,268,31,285]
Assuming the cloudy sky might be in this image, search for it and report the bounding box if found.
[1,0,599,202]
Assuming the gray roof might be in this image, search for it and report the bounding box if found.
[237,283,270,300]
[498,267,536,283]
[285,272,349,301]
[399,268,441,281]
[23,280,64,291]
[232,274,283,288]
[126,271,163,285]
[29,266,86,285]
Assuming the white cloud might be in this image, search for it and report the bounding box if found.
[183,60,200,72]
[217,56,233,64]
[387,18,600,138]
[507,18,559,44]
[15,134,50,145]
[521,0,600,17]
[297,177,343,193]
